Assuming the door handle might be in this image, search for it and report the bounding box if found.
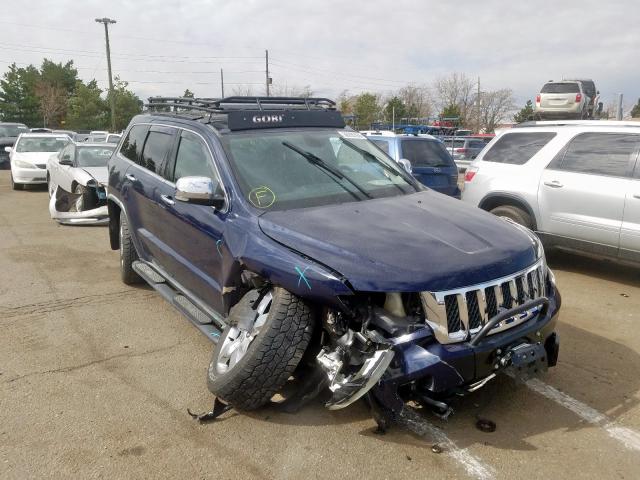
[160,194,175,206]
[633,194,640,199]
[544,180,564,188]
[125,174,137,182]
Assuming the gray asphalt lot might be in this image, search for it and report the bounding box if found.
[1,170,639,479]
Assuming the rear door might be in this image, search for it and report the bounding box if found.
[123,125,178,263]
[154,129,226,314]
[619,141,640,261]
[399,138,458,195]
[538,132,639,253]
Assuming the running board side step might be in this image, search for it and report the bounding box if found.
[132,260,223,343]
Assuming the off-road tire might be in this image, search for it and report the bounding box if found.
[119,213,142,285]
[11,173,22,190]
[207,287,314,410]
[490,205,535,230]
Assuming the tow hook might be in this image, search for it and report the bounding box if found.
[495,342,549,380]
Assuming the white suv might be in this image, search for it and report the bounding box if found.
[462,121,640,263]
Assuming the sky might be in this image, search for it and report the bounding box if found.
[1,0,639,113]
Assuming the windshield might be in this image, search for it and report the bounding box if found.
[76,146,115,167]
[0,125,29,137]
[221,129,419,211]
[16,136,70,153]
[401,139,454,167]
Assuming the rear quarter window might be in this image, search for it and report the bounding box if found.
[482,132,556,165]
[371,139,390,154]
[119,124,149,165]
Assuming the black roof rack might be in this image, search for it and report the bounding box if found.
[145,96,336,114]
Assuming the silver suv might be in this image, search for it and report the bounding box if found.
[461,121,640,263]
[534,81,590,119]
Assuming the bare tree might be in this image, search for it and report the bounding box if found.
[35,81,66,127]
[231,85,255,96]
[269,84,313,98]
[336,89,354,114]
[474,89,516,133]
[433,73,475,125]
[397,84,433,120]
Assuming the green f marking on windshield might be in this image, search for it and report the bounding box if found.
[295,266,311,290]
[248,186,276,208]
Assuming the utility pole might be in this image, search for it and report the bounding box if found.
[476,76,481,134]
[265,49,270,97]
[95,17,117,132]
[220,68,225,98]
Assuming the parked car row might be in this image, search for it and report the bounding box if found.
[5,130,116,224]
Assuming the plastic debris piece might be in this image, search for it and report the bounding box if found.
[187,397,232,422]
[475,418,497,433]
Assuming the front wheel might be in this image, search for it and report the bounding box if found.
[490,205,535,230]
[207,287,314,410]
[10,173,22,190]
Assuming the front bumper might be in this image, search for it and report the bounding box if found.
[12,164,47,184]
[371,285,561,413]
[48,186,109,225]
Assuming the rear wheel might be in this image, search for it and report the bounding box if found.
[490,205,534,230]
[208,287,314,410]
[119,213,142,285]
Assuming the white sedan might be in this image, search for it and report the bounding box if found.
[7,133,71,189]
[46,142,115,225]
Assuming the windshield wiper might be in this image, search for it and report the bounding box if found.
[340,140,419,192]
[282,141,372,200]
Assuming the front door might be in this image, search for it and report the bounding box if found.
[538,132,639,253]
[153,129,226,314]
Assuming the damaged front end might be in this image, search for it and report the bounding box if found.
[314,264,560,424]
[49,181,109,225]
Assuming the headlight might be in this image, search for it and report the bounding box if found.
[14,159,34,168]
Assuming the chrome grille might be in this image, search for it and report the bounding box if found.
[420,259,548,344]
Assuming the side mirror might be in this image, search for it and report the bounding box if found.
[398,158,412,174]
[175,176,225,208]
[59,154,73,166]
[4,146,11,153]
[596,90,600,95]
[597,102,604,114]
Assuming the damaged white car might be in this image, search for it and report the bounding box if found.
[47,143,115,225]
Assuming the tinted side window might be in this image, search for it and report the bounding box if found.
[119,125,148,165]
[400,139,453,167]
[553,133,640,177]
[483,132,556,165]
[141,130,174,174]
[172,131,215,181]
[371,139,390,154]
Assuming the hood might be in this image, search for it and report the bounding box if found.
[80,166,108,185]
[12,151,55,165]
[258,191,538,292]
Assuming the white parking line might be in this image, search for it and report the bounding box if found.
[525,378,640,452]
[400,408,495,480]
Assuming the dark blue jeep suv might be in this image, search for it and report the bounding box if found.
[107,97,560,424]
